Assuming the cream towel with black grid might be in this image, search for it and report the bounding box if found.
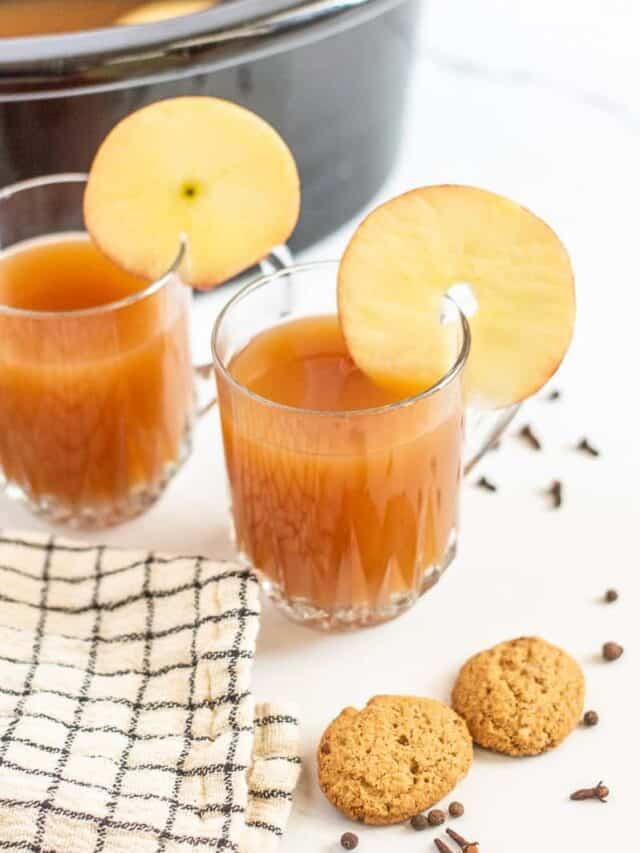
[0,531,300,852]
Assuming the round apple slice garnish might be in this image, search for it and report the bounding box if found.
[338,185,575,407]
[84,97,300,289]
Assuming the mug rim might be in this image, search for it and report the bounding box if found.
[0,173,184,319]
[211,259,471,419]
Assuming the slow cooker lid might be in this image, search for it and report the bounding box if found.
[0,0,406,99]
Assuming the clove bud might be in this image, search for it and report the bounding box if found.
[548,479,563,508]
[519,424,542,450]
[576,437,600,457]
[476,476,497,493]
[446,828,479,852]
[570,781,609,802]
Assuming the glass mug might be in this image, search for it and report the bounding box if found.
[212,262,517,630]
[0,174,289,529]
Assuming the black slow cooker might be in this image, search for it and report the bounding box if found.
[0,0,422,249]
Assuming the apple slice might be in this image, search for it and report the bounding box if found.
[116,2,214,26]
[84,97,300,288]
[338,185,575,407]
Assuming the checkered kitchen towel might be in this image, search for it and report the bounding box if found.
[0,531,301,852]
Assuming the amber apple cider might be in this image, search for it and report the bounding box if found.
[219,315,464,617]
[0,234,193,519]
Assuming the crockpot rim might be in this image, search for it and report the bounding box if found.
[0,0,396,62]
[0,1,298,55]
[0,0,409,100]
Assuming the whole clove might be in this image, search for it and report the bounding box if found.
[570,781,609,802]
[435,841,455,853]
[548,479,563,508]
[577,437,600,457]
[476,476,497,493]
[519,424,542,450]
[446,828,479,852]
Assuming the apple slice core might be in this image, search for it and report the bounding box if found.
[84,97,300,289]
[338,185,575,408]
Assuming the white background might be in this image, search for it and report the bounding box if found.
[2,1,639,850]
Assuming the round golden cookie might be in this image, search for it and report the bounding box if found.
[452,636,585,757]
[317,695,473,825]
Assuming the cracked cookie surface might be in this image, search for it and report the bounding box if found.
[452,636,585,756]
[317,695,473,825]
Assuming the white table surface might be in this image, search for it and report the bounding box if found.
[2,2,638,850]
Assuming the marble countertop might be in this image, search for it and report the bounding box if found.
[2,2,638,850]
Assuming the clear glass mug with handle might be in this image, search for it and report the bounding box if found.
[212,261,518,631]
[0,173,290,529]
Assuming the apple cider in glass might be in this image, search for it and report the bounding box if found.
[0,225,193,527]
[213,263,467,629]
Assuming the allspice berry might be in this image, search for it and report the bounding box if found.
[410,813,429,831]
[427,809,446,826]
[340,832,359,850]
[448,801,464,818]
[602,641,623,661]
[583,710,599,726]
[604,588,618,603]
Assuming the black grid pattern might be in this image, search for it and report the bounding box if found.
[0,532,301,853]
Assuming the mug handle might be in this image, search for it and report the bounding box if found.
[193,244,295,417]
[464,404,521,476]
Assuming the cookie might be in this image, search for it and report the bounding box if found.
[317,695,473,825]
[452,636,584,757]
